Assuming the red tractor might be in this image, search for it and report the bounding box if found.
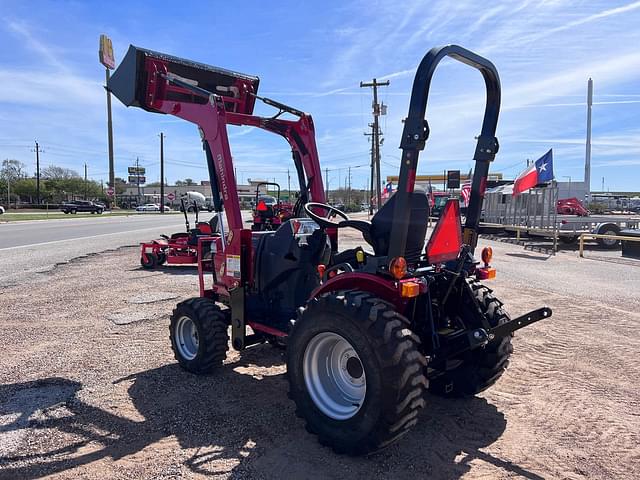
[251,182,294,231]
[557,197,589,216]
[109,44,552,455]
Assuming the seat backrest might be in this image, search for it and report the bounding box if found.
[369,192,429,263]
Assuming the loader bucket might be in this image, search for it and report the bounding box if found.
[107,45,260,115]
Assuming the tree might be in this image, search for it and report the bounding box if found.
[1,159,26,181]
[175,180,186,186]
[1,159,26,205]
[12,178,40,203]
[42,165,80,180]
[184,178,196,186]
[114,177,127,194]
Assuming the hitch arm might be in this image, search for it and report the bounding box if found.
[489,307,552,339]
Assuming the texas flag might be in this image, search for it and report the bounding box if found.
[512,149,554,196]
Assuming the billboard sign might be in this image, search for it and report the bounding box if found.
[99,34,115,69]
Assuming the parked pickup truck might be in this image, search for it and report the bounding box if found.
[60,200,104,214]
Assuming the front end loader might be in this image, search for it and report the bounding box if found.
[108,43,552,455]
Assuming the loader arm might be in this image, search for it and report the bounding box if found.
[107,45,325,232]
[226,112,325,208]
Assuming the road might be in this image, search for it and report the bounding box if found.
[0,214,194,287]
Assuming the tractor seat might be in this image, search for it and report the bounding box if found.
[335,193,428,263]
[369,192,429,263]
[169,232,189,240]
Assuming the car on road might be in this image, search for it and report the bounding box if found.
[136,203,161,212]
[60,200,104,214]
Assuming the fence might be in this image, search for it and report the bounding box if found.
[483,183,558,231]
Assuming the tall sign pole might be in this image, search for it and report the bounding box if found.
[360,78,389,210]
[99,35,116,206]
[159,132,165,213]
[584,78,593,203]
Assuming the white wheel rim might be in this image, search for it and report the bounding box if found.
[175,315,199,360]
[303,332,366,420]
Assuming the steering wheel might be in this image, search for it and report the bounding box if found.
[304,202,350,228]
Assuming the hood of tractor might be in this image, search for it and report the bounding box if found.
[107,45,260,115]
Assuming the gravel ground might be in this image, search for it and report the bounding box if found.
[1,227,639,479]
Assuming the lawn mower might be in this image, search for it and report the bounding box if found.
[139,196,218,269]
[109,44,552,455]
[251,182,294,231]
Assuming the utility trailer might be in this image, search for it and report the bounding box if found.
[482,184,640,249]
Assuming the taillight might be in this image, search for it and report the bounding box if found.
[481,246,493,265]
[389,257,407,280]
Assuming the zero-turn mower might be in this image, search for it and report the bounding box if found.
[140,196,219,269]
[109,44,552,455]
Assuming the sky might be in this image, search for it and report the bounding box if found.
[0,0,639,192]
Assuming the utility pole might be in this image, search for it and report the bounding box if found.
[287,168,291,199]
[136,157,141,205]
[33,141,42,204]
[364,129,375,214]
[159,132,165,213]
[325,167,329,202]
[585,78,593,203]
[347,166,351,206]
[360,78,389,210]
[84,163,88,199]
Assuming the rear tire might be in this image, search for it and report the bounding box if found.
[428,279,513,398]
[140,252,158,269]
[287,290,427,455]
[170,298,229,374]
[597,224,620,249]
[157,252,167,265]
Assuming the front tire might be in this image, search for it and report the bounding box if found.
[287,290,427,455]
[140,252,158,269]
[170,298,229,374]
[429,279,513,398]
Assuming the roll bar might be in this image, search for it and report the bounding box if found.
[389,45,502,259]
